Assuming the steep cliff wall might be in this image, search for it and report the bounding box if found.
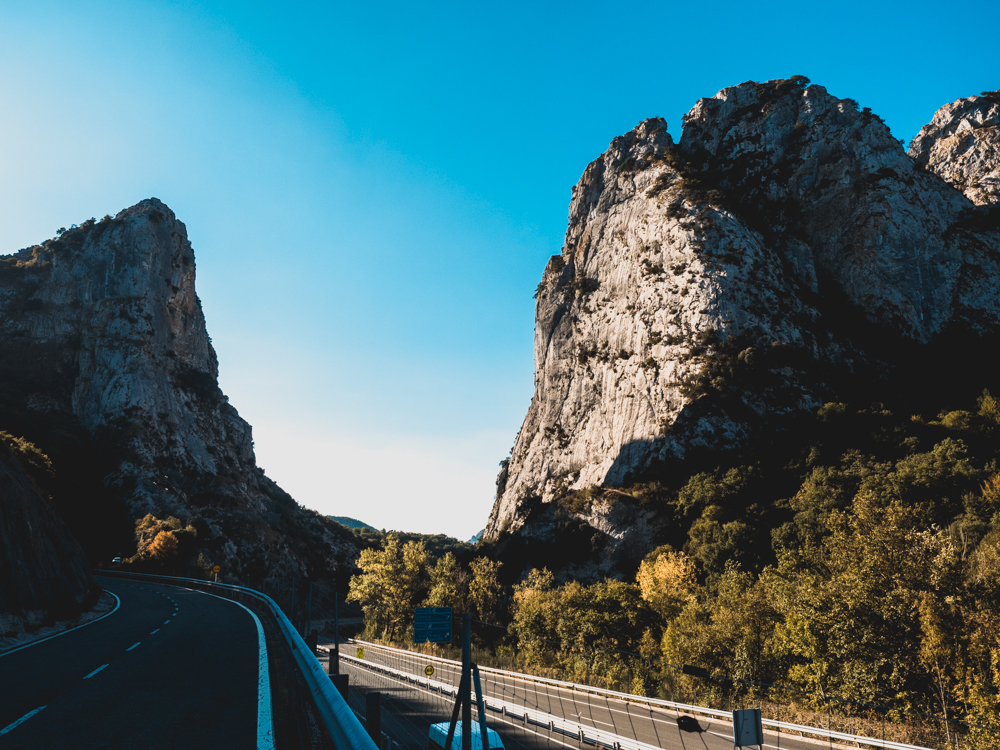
[0,443,93,635]
[909,90,1000,206]
[484,79,1000,575]
[0,199,356,582]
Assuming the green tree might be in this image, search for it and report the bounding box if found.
[469,557,503,623]
[347,534,428,641]
[425,552,469,612]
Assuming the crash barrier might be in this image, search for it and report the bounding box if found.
[340,639,934,750]
[95,571,378,750]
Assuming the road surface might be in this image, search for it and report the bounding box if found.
[0,576,264,749]
[338,640,851,750]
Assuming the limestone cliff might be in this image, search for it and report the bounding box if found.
[0,200,356,582]
[484,78,1000,575]
[909,90,1000,206]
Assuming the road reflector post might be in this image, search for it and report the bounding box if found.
[331,673,349,699]
[366,693,381,743]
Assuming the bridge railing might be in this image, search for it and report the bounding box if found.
[96,570,377,750]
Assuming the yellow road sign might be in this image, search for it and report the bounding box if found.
[357,647,364,659]
[425,665,434,677]
[211,565,221,573]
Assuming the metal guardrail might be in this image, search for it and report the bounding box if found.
[96,571,378,750]
[345,639,934,750]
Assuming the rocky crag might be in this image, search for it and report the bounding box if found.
[0,199,356,583]
[0,440,94,636]
[483,79,1000,578]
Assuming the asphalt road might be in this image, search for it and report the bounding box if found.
[0,576,261,749]
[341,641,844,750]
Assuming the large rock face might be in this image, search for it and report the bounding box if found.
[0,446,94,635]
[484,79,1000,572]
[909,90,1000,206]
[0,200,355,582]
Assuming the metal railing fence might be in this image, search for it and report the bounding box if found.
[95,570,377,750]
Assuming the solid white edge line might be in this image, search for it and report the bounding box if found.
[0,591,121,659]
[194,590,274,750]
[0,706,47,736]
[83,664,109,679]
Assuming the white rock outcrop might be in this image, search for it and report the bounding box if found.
[0,200,355,580]
[909,90,1000,206]
[484,79,1000,553]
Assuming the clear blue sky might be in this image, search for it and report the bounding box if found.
[2,0,997,538]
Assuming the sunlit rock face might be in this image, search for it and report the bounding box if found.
[909,90,1000,207]
[484,79,1000,571]
[0,199,355,581]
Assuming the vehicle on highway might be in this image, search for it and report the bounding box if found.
[428,721,503,750]
[111,556,122,564]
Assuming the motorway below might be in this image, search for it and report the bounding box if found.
[339,641,848,750]
[0,576,262,749]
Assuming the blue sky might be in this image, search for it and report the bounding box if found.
[2,0,998,538]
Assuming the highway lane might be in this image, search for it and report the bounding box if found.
[0,576,263,749]
[337,652,574,750]
[342,641,842,750]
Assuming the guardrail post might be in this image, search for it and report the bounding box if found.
[306,629,318,654]
[332,673,349,699]
[329,644,339,675]
[366,693,381,743]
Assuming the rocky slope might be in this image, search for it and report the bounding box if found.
[0,441,94,636]
[0,200,356,583]
[483,79,1000,576]
[909,90,1000,206]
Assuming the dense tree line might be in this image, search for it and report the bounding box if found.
[347,392,1000,748]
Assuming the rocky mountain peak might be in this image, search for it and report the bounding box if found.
[483,78,1000,576]
[909,90,1000,206]
[1,199,355,582]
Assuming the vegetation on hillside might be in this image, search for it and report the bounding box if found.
[347,391,1000,748]
[338,523,474,563]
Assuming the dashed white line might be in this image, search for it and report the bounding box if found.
[164,620,171,625]
[0,706,46,735]
[126,642,141,652]
[83,664,109,679]
[150,629,160,635]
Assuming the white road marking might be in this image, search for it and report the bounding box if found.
[572,715,615,727]
[150,629,160,635]
[83,664,109,679]
[0,592,121,659]
[0,706,46,736]
[164,620,171,624]
[193,590,274,749]
[126,642,141,651]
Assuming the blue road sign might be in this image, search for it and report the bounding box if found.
[414,607,452,643]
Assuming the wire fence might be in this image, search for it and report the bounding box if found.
[238,577,992,750]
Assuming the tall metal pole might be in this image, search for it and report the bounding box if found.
[462,614,472,750]
[305,582,313,636]
[332,591,340,674]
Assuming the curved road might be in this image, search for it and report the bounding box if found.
[0,576,264,749]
